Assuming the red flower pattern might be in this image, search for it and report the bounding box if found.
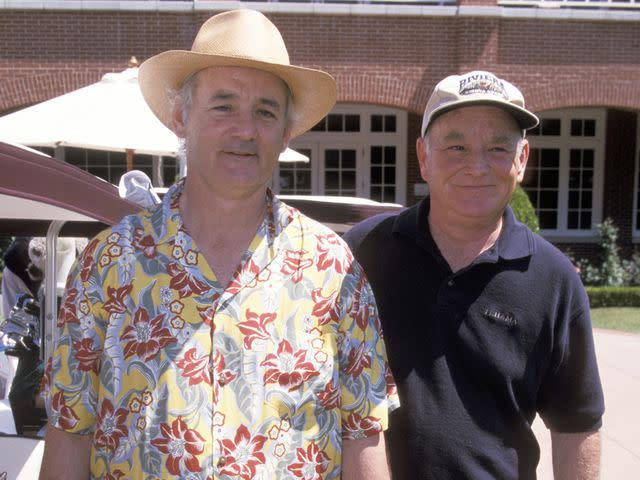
[151,416,206,475]
[348,274,371,331]
[287,442,330,480]
[218,425,267,479]
[176,347,213,386]
[237,309,276,349]
[132,228,157,258]
[345,341,372,378]
[50,391,79,430]
[79,238,99,281]
[316,380,341,410]
[311,288,340,326]
[95,399,129,454]
[343,412,383,439]
[261,340,319,392]
[385,364,398,397]
[315,233,352,274]
[167,262,209,298]
[226,258,271,296]
[72,337,101,374]
[57,288,79,327]
[280,249,313,283]
[120,307,176,361]
[102,284,133,314]
[101,470,125,480]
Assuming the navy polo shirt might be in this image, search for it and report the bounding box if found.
[344,196,604,480]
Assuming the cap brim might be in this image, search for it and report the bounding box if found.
[139,50,337,138]
[423,98,539,136]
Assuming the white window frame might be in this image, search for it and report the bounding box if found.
[274,104,408,205]
[526,108,606,242]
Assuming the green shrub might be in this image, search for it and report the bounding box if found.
[575,218,625,287]
[510,185,539,234]
[586,286,640,307]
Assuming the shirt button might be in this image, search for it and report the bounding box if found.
[217,456,227,467]
[448,279,454,286]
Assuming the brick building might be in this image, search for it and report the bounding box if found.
[1,0,639,260]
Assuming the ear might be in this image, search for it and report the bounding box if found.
[416,136,429,183]
[516,139,530,183]
[171,100,188,139]
[281,128,291,154]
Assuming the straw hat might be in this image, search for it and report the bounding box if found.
[139,9,337,138]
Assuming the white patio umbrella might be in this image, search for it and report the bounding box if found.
[0,63,308,167]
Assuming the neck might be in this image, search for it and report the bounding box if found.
[428,207,503,273]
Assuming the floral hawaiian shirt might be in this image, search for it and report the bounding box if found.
[44,181,399,479]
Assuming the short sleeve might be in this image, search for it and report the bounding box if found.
[338,260,400,440]
[44,233,110,434]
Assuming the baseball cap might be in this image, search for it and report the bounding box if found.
[421,71,539,136]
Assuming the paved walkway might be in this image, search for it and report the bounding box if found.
[534,328,640,479]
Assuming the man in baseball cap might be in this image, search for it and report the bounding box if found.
[345,70,604,479]
[41,9,398,479]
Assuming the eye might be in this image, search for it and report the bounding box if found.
[211,104,232,112]
[257,108,278,120]
[447,145,465,152]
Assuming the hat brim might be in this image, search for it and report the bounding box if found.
[424,98,539,136]
[139,50,337,138]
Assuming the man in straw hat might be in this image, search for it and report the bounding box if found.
[40,9,398,479]
[344,71,604,479]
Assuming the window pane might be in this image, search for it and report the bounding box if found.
[569,190,580,208]
[385,115,396,132]
[584,120,596,136]
[326,171,340,189]
[540,170,559,188]
[371,166,382,184]
[384,186,395,202]
[328,114,343,132]
[581,211,592,229]
[541,118,561,136]
[343,171,356,189]
[570,149,581,168]
[583,150,594,167]
[345,115,360,132]
[540,190,558,208]
[539,211,557,229]
[568,211,579,229]
[342,150,356,169]
[325,150,339,168]
[297,171,311,190]
[371,146,382,164]
[385,166,396,183]
[371,115,383,132]
[384,146,396,164]
[581,191,592,209]
[279,171,294,190]
[371,186,382,202]
[571,119,582,136]
[541,149,559,167]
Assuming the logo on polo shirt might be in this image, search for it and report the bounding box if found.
[483,308,517,327]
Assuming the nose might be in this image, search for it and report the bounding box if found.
[232,110,258,140]
[465,150,491,176]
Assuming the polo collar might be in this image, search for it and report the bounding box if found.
[392,196,536,262]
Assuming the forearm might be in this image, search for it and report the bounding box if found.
[551,430,601,480]
[342,433,391,480]
[39,422,92,480]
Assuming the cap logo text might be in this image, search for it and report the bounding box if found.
[459,73,508,100]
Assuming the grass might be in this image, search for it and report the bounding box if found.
[591,307,640,333]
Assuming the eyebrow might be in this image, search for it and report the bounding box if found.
[209,90,283,111]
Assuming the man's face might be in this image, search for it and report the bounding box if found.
[417,105,529,225]
[172,66,290,200]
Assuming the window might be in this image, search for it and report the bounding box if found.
[633,120,640,239]
[280,104,407,204]
[523,108,605,239]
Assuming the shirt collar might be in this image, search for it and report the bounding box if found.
[392,195,536,262]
